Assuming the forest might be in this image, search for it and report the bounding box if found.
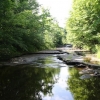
[0,0,67,60]
[1,0,100,61]
[66,0,100,57]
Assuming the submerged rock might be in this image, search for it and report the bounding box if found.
[80,74,92,79]
[79,67,95,74]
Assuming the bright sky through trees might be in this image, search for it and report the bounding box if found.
[37,0,73,27]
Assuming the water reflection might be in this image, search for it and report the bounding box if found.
[43,67,74,100]
[0,66,59,100]
[68,68,100,100]
[0,56,74,100]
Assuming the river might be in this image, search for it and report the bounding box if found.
[0,54,74,100]
[0,54,100,100]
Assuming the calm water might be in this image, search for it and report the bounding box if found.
[0,55,74,100]
[0,55,100,100]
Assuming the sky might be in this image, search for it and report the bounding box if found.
[37,0,73,27]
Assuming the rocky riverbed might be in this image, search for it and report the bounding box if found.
[56,48,100,78]
[1,47,100,78]
[0,50,63,67]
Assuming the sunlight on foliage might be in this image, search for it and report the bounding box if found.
[0,0,67,60]
[66,0,100,52]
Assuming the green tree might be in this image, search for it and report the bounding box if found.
[0,0,41,60]
[0,0,66,60]
[66,0,100,52]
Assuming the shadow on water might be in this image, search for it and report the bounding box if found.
[0,55,73,100]
[68,68,100,100]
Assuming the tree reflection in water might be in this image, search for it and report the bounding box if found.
[68,68,100,100]
[0,66,60,100]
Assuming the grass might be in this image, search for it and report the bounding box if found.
[83,56,100,65]
[97,51,100,59]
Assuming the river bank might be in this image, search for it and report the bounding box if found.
[0,47,100,68]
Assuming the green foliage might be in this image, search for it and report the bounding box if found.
[0,0,66,60]
[66,0,100,52]
[97,52,100,58]
[96,45,100,58]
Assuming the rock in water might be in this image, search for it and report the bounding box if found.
[80,74,92,79]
